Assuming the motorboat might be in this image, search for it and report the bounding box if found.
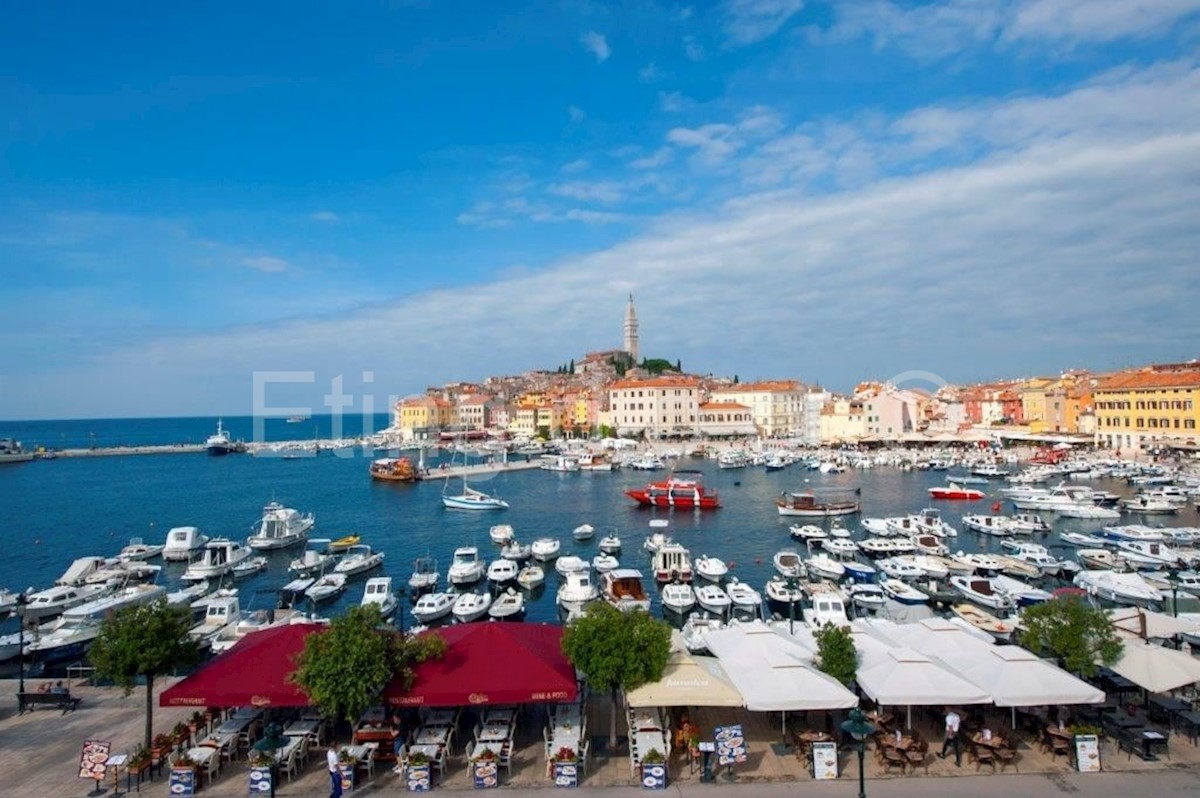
[540,454,580,472]
[913,508,958,537]
[949,575,1014,611]
[500,540,531,561]
[572,524,595,541]
[803,585,849,630]
[181,539,253,582]
[210,608,310,653]
[277,577,315,610]
[231,556,268,579]
[773,550,805,579]
[860,518,890,536]
[828,519,853,538]
[764,575,804,605]
[328,534,361,553]
[247,501,315,550]
[928,483,985,500]
[899,554,950,580]
[1101,525,1166,543]
[725,578,762,619]
[408,556,439,593]
[333,544,385,577]
[360,576,398,619]
[205,419,241,456]
[1011,513,1051,533]
[442,480,509,511]
[1001,543,1068,576]
[118,537,164,561]
[1060,531,1108,548]
[910,535,949,557]
[652,543,693,584]
[949,603,1014,642]
[694,583,732,616]
[1073,570,1164,607]
[368,456,419,482]
[626,471,721,510]
[447,547,485,585]
[531,538,562,562]
[680,615,724,654]
[305,573,347,603]
[486,558,519,585]
[1122,495,1179,515]
[1112,539,1181,568]
[451,591,492,623]
[592,553,620,573]
[627,452,665,471]
[822,538,861,558]
[661,582,697,614]
[516,565,545,591]
[717,450,748,469]
[161,526,209,562]
[878,577,929,605]
[842,560,878,584]
[488,588,525,620]
[789,524,827,542]
[961,515,1014,536]
[188,592,241,648]
[290,538,336,576]
[774,489,859,517]
[0,438,34,464]
[599,534,622,554]
[556,570,600,613]
[950,551,1005,574]
[601,569,651,612]
[694,555,729,582]
[411,591,456,623]
[971,463,1009,479]
[555,556,590,577]
[805,553,846,581]
[848,582,886,612]
[24,583,166,663]
[877,556,924,581]
[1075,548,1127,571]
[489,524,515,544]
[991,574,1052,607]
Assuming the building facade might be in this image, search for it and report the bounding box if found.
[707,380,804,438]
[608,376,702,437]
[1093,364,1200,450]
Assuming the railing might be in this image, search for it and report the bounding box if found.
[66,663,95,687]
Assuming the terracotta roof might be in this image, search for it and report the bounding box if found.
[699,402,751,410]
[609,376,701,390]
[1095,368,1200,392]
[713,380,801,393]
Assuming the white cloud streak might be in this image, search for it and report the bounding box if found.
[580,31,611,62]
[724,0,807,45]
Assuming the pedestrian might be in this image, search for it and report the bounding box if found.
[327,746,342,798]
[391,710,406,774]
[939,706,962,766]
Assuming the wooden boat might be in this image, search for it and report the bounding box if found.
[949,603,1014,642]
[775,490,859,517]
[369,457,420,482]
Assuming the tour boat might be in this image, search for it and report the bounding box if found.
[928,483,985,500]
[408,556,439,592]
[774,490,859,517]
[360,576,398,619]
[625,471,721,510]
[652,543,693,584]
[248,501,315,550]
[661,582,697,614]
[369,457,419,482]
[601,569,652,613]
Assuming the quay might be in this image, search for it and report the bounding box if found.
[1,677,1198,798]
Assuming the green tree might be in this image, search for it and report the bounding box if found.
[569,359,575,374]
[290,605,446,736]
[641,358,673,375]
[675,359,681,372]
[89,599,200,752]
[562,603,671,747]
[1018,596,1124,678]
[813,623,857,686]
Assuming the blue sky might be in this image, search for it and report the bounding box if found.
[3,1,1200,419]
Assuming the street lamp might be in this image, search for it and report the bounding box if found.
[841,708,875,798]
[785,577,799,635]
[1167,567,1180,618]
[15,592,29,695]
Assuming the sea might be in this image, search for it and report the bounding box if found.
[2,415,1197,673]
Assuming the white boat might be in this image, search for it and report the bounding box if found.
[599,534,622,554]
[231,556,267,579]
[950,603,1015,642]
[680,615,724,654]
[592,553,620,573]
[879,577,930,605]
[1102,525,1166,543]
[516,565,545,591]
[661,582,697,614]
[290,538,336,576]
[555,555,590,577]
[556,570,600,613]
[694,555,728,582]
[695,583,732,616]
[247,501,314,550]
[488,524,515,544]
[1112,539,1180,568]
[899,554,950,580]
[205,419,240,456]
[789,524,827,542]
[949,575,1014,611]
[305,573,347,603]
[877,556,923,581]
[118,537,164,561]
[1011,513,1051,533]
[725,578,762,618]
[488,588,525,620]
[500,540,531,561]
[773,550,805,579]
[652,543,693,584]
[822,538,861,558]
[188,592,241,648]
[913,507,958,537]
[541,454,580,472]
[24,583,167,662]
[951,551,1005,574]
[1073,570,1164,607]
[848,582,886,612]
[452,591,492,623]
[162,526,209,562]
[991,574,1052,606]
[447,547,485,585]
[277,577,314,610]
[408,556,439,592]
[333,544,385,577]
[572,524,595,541]
[411,591,456,623]
[1060,531,1108,548]
[828,519,853,538]
[803,586,849,630]
[487,558,519,584]
[764,575,805,605]
[961,515,1014,536]
[805,553,846,581]
[441,480,509,511]
[531,538,562,562]
[1122,495,1180,515]
[181,539,253,582]
[717,450,748,469]
[601,569,652,612]
[361,576,398,619]
[860,518,890,536]
[210,608,310,653]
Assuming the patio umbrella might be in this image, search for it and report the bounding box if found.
[1110,607,1200,642]
[626,635,743,708]
[1107,641,1200,693]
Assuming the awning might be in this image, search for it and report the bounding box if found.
[1108,641,1200,693]
[382,622,577,707]
[941,646,1105,707]
[626,634,743,708]
[160,622,324,707]
[853,632,991,708]
[1110,607,1200,642]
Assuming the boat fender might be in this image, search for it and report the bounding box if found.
[992,502,1001,513]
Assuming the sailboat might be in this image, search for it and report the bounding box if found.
[441,481,509,510]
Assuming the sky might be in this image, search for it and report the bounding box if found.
[2,1,1200,420]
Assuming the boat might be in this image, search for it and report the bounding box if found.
[555,555,590,577]
[408,556,439,592]
[210,608,310,653]
[489,524,515,544]
[961,515,1014,536]
[1060,531,1108,548]
[601,569,652,612]
[578,453,614,472]
[117,537,164,561]
[949,575,1014,611]
[627,452,665,471]
[950,551,1005,574]
[486,558,519,585]
[290,538,336,576]
[231,556,268,579]
[910,534,948,557]
[452,591,492,623]
[0,438,35,464]
[556,570,600,613]
[516,565,545,590]
[411,591,456,623]
[328,534,361,553]
[305,573,347,603]
[626,470,721,510]
[286,416,307,423]
[188,591,241,648]
[592,553,620,573]
[161,526,209,562]
[789,524,827,542]
[913,507,958,537]
[991,574,1052,606]
[1011,513,1052,533]
[661,582,697,614]
[599,534,622,554]
[680,614,724,654]
[361,576,398,619]
[1112,539,1181,568]
[277,577,315,610]
[530,538,562,562]
[775,490,859,517]
[652,543,693,584]
[1073,570,1164,607]
[878,577,930,605]
[694,583,732,616]
[877,556,923,581]
[949,603,1014,642]
[333,544,385,577]
[23,583,167,662]
[848,582,886,612]
[694,555,729,582]
[488,588,525,620]
[447,547,485,585]
[205,419,242,456]
[803,584,848,629]
[540,454,580,472]
[725,578,762,618]
[572,524,595,541]
[843,560,878,583]
[643,530,673,553]
[369,457,420,482]
[717,450,748,469]
[500,540,531,561]
[442,480,509,511]
[181,539,253,582]
[822,538,860,558]
[247,501,315,550]
[928,483,985,500]
[897,554,949,580]
[773,550,805,579]
[764,575,805,605]
[1121,495,1179,515]
[805,553,846,581]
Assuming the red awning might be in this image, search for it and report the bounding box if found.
[383,622,577,707]
[159,623,324,708]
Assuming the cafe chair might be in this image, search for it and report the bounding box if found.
[970,742,996,773]
[994,745,1018,772]
[906,737,929,775]
[882,746,908,774]
[281,747,300,782]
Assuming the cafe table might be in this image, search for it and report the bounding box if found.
[414,726,452,747]
[422,707,458,727]
[478,724,512,744]
[284,719,322,739]
[552,703,583,728]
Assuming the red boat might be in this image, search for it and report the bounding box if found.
[927,483,984,500]
[626,471,721,510]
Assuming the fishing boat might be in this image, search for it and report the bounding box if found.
[625,470,721,510]
[247,501,315,550]
[360,576,398,619]
[411,591,455,623]
[205,419,242,456]
[774,489,859,517]
[333,544,385,577]
[442,480,509,510]
[694,555,728,582]
[661,582,697,614]
[408,556,439,592]
[488,588,525,620]
[486,558,519,585]
[452,591,492,623]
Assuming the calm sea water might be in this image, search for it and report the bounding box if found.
[1,418,1196,655]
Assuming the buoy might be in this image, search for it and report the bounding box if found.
[991,501,1001,513]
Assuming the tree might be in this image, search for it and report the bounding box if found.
[562,603,671,748]
[675,359,681,372]
[1018,595,1124,678]
[813,623,857,686]
[290,605,446,735]
[89,599,200,752]
[569,359,575,374]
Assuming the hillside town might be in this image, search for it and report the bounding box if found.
[392,297,1200,455]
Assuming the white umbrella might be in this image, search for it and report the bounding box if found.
[1110,607,1200,641]
[1108,641,1200,693]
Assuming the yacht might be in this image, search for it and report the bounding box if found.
[181,539,253,582]
[247,501,315,550]
[360,576,398,619]
[694,555,729,582]
[601,569,651,613]
[24,583,166,663]
[205,419,241,456]
[411,591,456,624]
[333,544,385,577]
[161,526,209,562]
[451,591,492,623]
[488,588,526,621]
[486,558,519,585]
[407,556,439,593]
[447,546,485,585]
[556,570,600,613]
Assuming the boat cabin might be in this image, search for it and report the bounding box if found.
[652,544,693,584]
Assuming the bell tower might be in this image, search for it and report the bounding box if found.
[623,294,639,364]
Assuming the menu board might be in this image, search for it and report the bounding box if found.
[812,741,838,780]
[78,739,111,782]
[714,724,748,766]
[1074,734,1101,773]
[168,766,196,796]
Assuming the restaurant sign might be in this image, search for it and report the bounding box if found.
[78,739,111,783]
[714,724,747,767]
[812,741,838,780]
[1074,734,1101,773]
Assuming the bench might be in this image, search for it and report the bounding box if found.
[17,691,82,715]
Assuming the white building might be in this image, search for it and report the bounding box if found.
[707,380,804,438]
[608,376,702,437]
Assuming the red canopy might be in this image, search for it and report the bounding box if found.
[383,622,577,707]
[160,623,323,708]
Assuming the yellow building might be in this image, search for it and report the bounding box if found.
[1020,377,1056,432]
[509,399,560,439]
[395,395,455,438]
[819,398,865,443]
[707,379,803,438]
[1093,364,1200,450]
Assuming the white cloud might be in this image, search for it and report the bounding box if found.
[659,91,688,112]
[561,159,590,174]
[668,124,741,164]
[564,209,628,224]
[241,255,288,273]
[630,147,674,169]
[567,105,587,123]
[724,0,807,45]
[1006,0,1200,43]
[580,31,611,63]
[639,62,668,82]
[548,180,627,204]
[309,211,340,223]
[683,35,706,60]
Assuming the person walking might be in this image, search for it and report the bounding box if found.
[939,707,962,766]
[327,746,342,798]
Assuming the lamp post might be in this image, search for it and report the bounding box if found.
[15,592,28,695]
[1167,567,1179,618]
[786,577,798,635]
[841,708,875,798]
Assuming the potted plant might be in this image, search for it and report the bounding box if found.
[551,746,579,788]
[336,749,357,792]
[172,721,191,746]
[128,745,152,778]
[405,750,433,793]
[641,747,667,790]
[152,732,174,764]
[471,746,499,789]
[189,710,206,734]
